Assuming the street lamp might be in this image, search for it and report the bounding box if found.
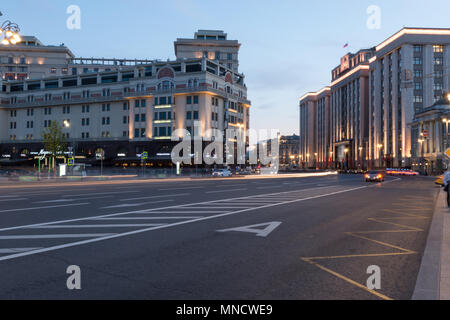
[377,144,383,169]
[0,19,21,45]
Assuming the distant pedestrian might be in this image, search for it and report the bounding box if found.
[444,170,450,207]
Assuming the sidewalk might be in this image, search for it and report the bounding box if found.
[413,188,450,300]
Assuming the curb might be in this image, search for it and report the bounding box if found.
[412,188,446,300]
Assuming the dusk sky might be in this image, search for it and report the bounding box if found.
[3,0,450,135]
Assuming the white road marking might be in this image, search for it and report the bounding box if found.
[158,187,204,191]
[0,203,90,213]
[218,222,282,238]
[62,191,139,197]
[257,186,284,189]
[0,234,114,240]
[95,217,202,220]
[34,199,75,204]
[119,193,190,201]
[101,200,174,209]
[0,181,397,262]
[28,224,165,229]
[206,188,248,194]
[137,211,228,214]
[0,248,42,253]
[0,195,20,199]
[0,198,28,202]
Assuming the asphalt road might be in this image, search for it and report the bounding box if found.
[0,174,439,300]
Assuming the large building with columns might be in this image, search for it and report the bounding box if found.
[300,27,450,171]
[0,31,251,165]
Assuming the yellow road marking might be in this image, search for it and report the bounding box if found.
[302,258,393,300]
[301,198,432,300]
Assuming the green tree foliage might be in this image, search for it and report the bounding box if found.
[41,120,67,168]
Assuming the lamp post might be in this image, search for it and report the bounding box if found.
[377,144,383,169]
[0,18,21,46]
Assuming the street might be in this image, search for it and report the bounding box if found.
[0,174,439,300]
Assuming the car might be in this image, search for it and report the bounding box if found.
[212,169,232,177]
[436,175,444,186]
[386,168,419,176]
[365,171,385,182]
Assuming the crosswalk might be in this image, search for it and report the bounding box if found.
[0,184,367,262]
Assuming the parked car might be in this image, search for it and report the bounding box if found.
[212,169,232,177]
[365,171,385,182]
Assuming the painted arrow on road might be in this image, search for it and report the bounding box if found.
[217,222,282,238]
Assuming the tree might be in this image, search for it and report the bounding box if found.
[41,120,67,170]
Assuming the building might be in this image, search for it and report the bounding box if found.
[279,134,300,167]
[0,31,251,166]
[300,27,450,171]
[410,95,450,175]
[174,30,241,72]
[299,87,331,169]
[0,36,154,81]
[369,28,450,169]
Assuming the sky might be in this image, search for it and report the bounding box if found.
[2,0,450,136]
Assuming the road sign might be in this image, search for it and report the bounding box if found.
[445,148,450,159]
[96,151,105,160]
[68,157,75,166]
[141,151,148,160]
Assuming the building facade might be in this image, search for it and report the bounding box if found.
[300,27,450,171]
[174,30,240,72]
[410,97,450,175]
[0,31,251,165]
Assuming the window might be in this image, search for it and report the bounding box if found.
[414,95,423,103]
[413,45,423,53]
[135,129,140,138]
[123,116,128,124]
[135,114,140,122]
[141,100,146,108]
[50,68,57,74]
[433,45,444,53]
[187,96,192,105]
[141,129,146,138]
[227,53,233,60]
[123,102,129,110]
[434,57,443,65]
[159,127,167,136]
[135,100,140,108]
[434,83,443,91]
[193,96,199,104]
[414,82,423,90]
[141,114,146,122]
[186,111,192,120]
[193,111,199,120]
[414,70,423,78]
[413,57,422,65]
